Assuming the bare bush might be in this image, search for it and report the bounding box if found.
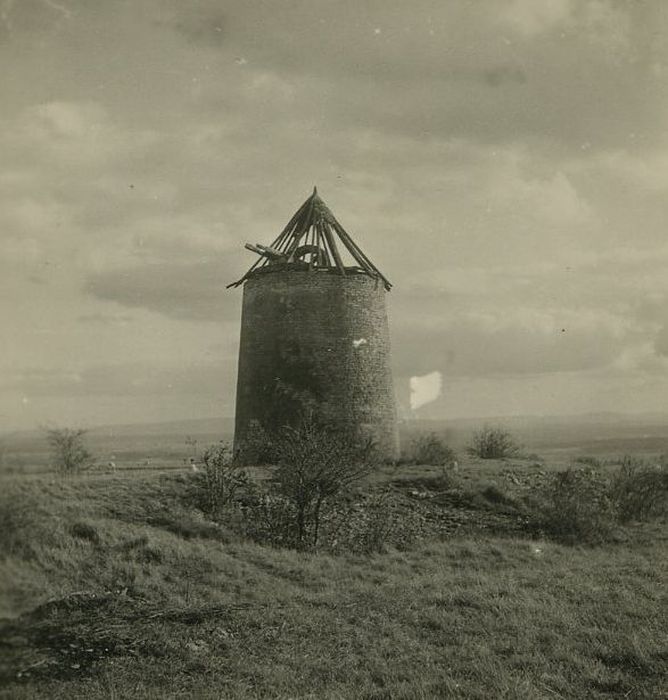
[409,433,457,468]
[45,427,93,475]
[271,418,377,547]
[238,494,297,547]
[200,443,250,517]
[468,426,519,459]
[610,457,668,523]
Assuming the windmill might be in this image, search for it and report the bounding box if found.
[230,188,398,463]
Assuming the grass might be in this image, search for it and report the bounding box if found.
[0,467,666,699]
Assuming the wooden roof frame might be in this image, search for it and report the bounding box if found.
[227,188,392,291]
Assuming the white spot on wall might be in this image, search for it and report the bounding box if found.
[352,338,367,348]
[410,371,442,411]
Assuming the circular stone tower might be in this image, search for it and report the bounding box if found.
[229,188,399,463]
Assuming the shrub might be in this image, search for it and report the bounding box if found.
[610,457,668,523]
[468,426,519,459]
[531,468,617,544]
[271,418,377,547]
[348,496,399,554]
[200,443,250,518]
[235,422,274,465]
[239,489,425,554]
[314,490,426,554]
[238,494,298,548]
[409,433,457,468]
[45,427,93,474]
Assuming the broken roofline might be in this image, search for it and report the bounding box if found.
[227,187,392,291]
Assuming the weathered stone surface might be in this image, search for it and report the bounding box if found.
[233,270,399,462]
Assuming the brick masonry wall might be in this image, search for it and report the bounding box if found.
[233,269,399,462]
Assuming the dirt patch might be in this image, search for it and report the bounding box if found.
[0,591,245,685]
[386,477,530,539]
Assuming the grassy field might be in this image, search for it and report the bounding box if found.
[1,457,666,699]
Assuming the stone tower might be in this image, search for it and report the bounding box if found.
[229,188,399,463]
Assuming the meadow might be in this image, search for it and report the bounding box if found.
[0,419,667,699]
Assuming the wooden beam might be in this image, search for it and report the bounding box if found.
[317,222,332,267]
[229,189,392,291]
[333,220,392,290]
[244,243,286,260]
[228,197,313,287]
[330,220,368,268]
[321,220,346,275]
[287,192,318,258]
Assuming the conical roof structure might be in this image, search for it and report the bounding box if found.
[228,188,392,291]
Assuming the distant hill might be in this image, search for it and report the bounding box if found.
[87,416,236,439]
[400,412,668,454]
[0,417,235,474]
[0,417,235,443]
[2,412,667,475]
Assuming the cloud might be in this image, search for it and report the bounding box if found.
[77,313,133,325]
[1,0,668,428]
[501,0,573,37]
[490,169,594,228]
[85,260,243,322]
[655,325,668,358]
[0,361,232,399]
[11,101,151,165]
[169,6,226,46]
[0,0,67,41]
[169,0,667,150]
[31,100,106,138]
[392,305,633,379]
[482,66,528,87]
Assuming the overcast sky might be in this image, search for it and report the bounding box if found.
[2,0,668,430]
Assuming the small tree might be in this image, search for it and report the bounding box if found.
[201,443,250,517]
[468,425,519,459]
[45,427,93,474]
[272,419,376,547]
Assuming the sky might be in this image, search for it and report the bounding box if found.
[2,0,668,430]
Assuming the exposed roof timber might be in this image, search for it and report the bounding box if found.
[228,188,392,290]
